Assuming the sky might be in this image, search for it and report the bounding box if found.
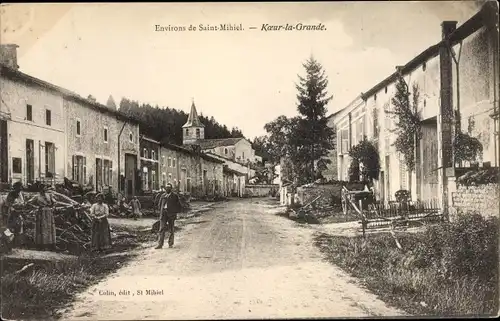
[0,1,485,139]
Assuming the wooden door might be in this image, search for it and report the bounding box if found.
[125,154,137,197]
[26,139,34,183]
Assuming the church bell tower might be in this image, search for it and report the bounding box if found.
[182,99,205,145]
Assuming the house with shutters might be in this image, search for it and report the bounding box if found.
[0,44,141,196]
[327,2,499,210]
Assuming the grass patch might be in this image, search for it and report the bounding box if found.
[314,213,499,317]
[1,224,152,320]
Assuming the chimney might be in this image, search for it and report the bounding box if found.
[437,20,457,221]
[0,44,19,70]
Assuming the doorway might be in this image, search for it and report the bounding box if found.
[124,154,137,197]
[0,120,8,183]
[26,139,34,183]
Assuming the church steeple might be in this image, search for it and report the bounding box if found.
[182,99,205,145]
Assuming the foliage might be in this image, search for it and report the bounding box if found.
[388,76,422,171]
[453,132,483,164]
[314,213,499,316]
[251,162,277,184]
[348,137,380,182]
[295,56,336,183]
[456,168,499,186]
[119,98,244,145]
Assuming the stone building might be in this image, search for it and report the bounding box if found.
[0,63,66,185]
[181,100,256,184]
[159,143,224,198]
[65,94,140,196]
[0,44,141,195]
[328,2,499,212]
[139,136,160,191]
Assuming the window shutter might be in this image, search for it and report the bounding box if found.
[83,157,87,184]
[72,155,76,180]
[109,161,113,187]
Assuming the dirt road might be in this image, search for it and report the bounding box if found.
[60,199,405,320]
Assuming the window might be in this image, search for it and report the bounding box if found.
[242,152,245,160]
[12,157,22,174]
[152,150,155,160]
[168,173,172,182]
[422,62,427,71]
[186,128,189,136]
[384,87,388,94]
[196,128,200,139]
[103,127,108,142]
[26,104,32,121]
[148,148,152,159]
[374,94,377,102]
[142,148,147,158]
[162,173,166,187]
[45,109,51,126]
[72,155,87,184]
[340,129,349,154]
[173,158,176,168]
[45,142,55,177]
[76,120,81,136]
[151,170,156,190]
[103,159,112,186]
[129,132,133,143]
[142,167,149,190]
[224,148,228,155]
[168,157,172,167]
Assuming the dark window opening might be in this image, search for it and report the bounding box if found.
[12,157,22,174]
[76,120,81,135]
[45,109,51,126]
[104,128,108,142]
[26,104,32,121]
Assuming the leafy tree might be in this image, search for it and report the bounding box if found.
[295,56,335,183]
[387,75,422,192]
[348,137,380,182]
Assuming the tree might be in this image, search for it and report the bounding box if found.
[387,75,422,191]
[295,56,335,183]
[348,137,380,182]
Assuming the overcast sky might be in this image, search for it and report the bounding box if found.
[1,1,484,139]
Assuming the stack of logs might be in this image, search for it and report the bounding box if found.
[17,191,94,251]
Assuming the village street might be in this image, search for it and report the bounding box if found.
[59,198,404,320]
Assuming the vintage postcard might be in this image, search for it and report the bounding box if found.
[0,1,499,320]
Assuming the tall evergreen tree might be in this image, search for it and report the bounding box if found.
[295,56,335,183]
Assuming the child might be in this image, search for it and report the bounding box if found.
[129,196,142,220]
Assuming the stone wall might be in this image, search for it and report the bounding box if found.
[296,182,365,207]
[244,184,278,197]
[452,183,499,218]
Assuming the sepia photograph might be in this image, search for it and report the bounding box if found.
[0,1,499,320]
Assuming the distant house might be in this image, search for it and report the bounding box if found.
[181,100,256,191]
[140,136,161,192]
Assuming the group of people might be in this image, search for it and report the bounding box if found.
[0,182,113,252]
[1,181,183,252]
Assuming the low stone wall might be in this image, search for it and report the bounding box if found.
[296,182,365,207]
[245,184,279,197]
[452,183,499,218]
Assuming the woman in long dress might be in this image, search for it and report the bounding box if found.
[35,184,57,250]
[90,193,112,251]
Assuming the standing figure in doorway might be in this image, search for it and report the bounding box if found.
[90,193,112,251]
[129,196,142,220]
[156,183,181,249]
[34,184,57,250]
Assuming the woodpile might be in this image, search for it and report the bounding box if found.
[13,191,94,251]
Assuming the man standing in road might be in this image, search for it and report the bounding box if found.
[155,183,182,249]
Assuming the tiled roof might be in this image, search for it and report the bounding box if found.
[182,100,204,128]
[195,137,245,149]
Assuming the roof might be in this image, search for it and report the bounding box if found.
[140,135,160,144]
[0,64,140,124]
[223,166,246,176]
[196,137,245,149]
[360,2,494,101]
[182,100,205,128]
[161,142,224,164]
